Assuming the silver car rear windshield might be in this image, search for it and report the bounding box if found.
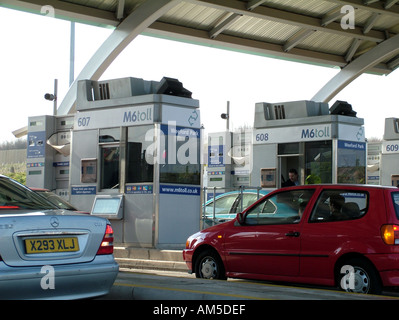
[0,177,58,211]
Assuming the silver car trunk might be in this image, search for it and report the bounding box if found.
[0,210,108,267]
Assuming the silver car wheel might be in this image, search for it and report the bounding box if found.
[200,257,218,279]
[343,266,370,294]
[351,267,370,294]
[339,258,382,295]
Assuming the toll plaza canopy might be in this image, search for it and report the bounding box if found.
[2,0,399,113]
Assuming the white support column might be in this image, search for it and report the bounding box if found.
[312,33,399,103]
[57,0,180,115]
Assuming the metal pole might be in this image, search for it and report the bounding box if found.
[240,185,243,213]
[226,101,230,131]
[69,22,75,87]
[53,79,58,116]
[212,187,216,225]
[202,187,206,229]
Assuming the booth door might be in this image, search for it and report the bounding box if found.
[278,155,300,188]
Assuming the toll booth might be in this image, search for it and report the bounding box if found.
[206,130,252,197]
[251,100,366,187]
[67,77,201,248]
[26,114,73,200]
[381,118,399,186]
[367,141,381,185]
[231,130,252,187]
[207,131,233,191]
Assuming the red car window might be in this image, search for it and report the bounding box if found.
[392,192,399,219]
[310,189,368,222]
[245,189,315,225]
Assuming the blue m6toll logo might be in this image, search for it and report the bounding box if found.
[301,127,330,139]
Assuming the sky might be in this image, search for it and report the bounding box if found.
[1,6,399,143]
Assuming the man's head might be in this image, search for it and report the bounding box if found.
[288,169,298,182]
[329,194,345,212]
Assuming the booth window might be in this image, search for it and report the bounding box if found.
[126,126,154,183]
[278,143,299,155]
[99,128,120,190]
[337,141,366,184]
[81,159,97,183]
[305,141,332,184]
[159,125,201,185]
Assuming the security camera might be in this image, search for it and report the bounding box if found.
[44,93,55,101]
[221,113,229,119]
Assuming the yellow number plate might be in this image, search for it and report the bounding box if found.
[25,237,79,254]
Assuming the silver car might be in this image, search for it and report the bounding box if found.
[0,175,119,299]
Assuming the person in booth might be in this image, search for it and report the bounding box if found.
[282,168,299,187]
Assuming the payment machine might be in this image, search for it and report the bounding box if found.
[207,131,233,191]
[26,114,74,200]
[251,100,366,187]
[67,76,202,248]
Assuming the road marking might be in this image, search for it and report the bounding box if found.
[114,282,270,300]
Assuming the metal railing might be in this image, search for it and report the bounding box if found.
[201,185,264,229]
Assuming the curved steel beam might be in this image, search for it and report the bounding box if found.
[57,0,180,115]
[312,33,399,103]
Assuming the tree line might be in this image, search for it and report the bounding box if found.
[0,138,27,150]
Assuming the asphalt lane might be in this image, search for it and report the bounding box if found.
[99,269,399,300]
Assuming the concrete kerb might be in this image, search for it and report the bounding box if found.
[114,246,188,273]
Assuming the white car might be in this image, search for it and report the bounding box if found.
[0,175,118,299]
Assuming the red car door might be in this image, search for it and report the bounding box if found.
[300,188,372,282]
[223,188,315,277]
[255,223,301,276]
[223,223,259,274]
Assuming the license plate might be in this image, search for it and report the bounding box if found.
[25,237,79,254]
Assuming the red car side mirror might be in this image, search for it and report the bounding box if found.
[236,212,244,225]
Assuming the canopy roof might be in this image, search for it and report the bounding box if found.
[4,0,399,73]
[2,0,399,112]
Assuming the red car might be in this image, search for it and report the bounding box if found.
[183,184,399,294]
